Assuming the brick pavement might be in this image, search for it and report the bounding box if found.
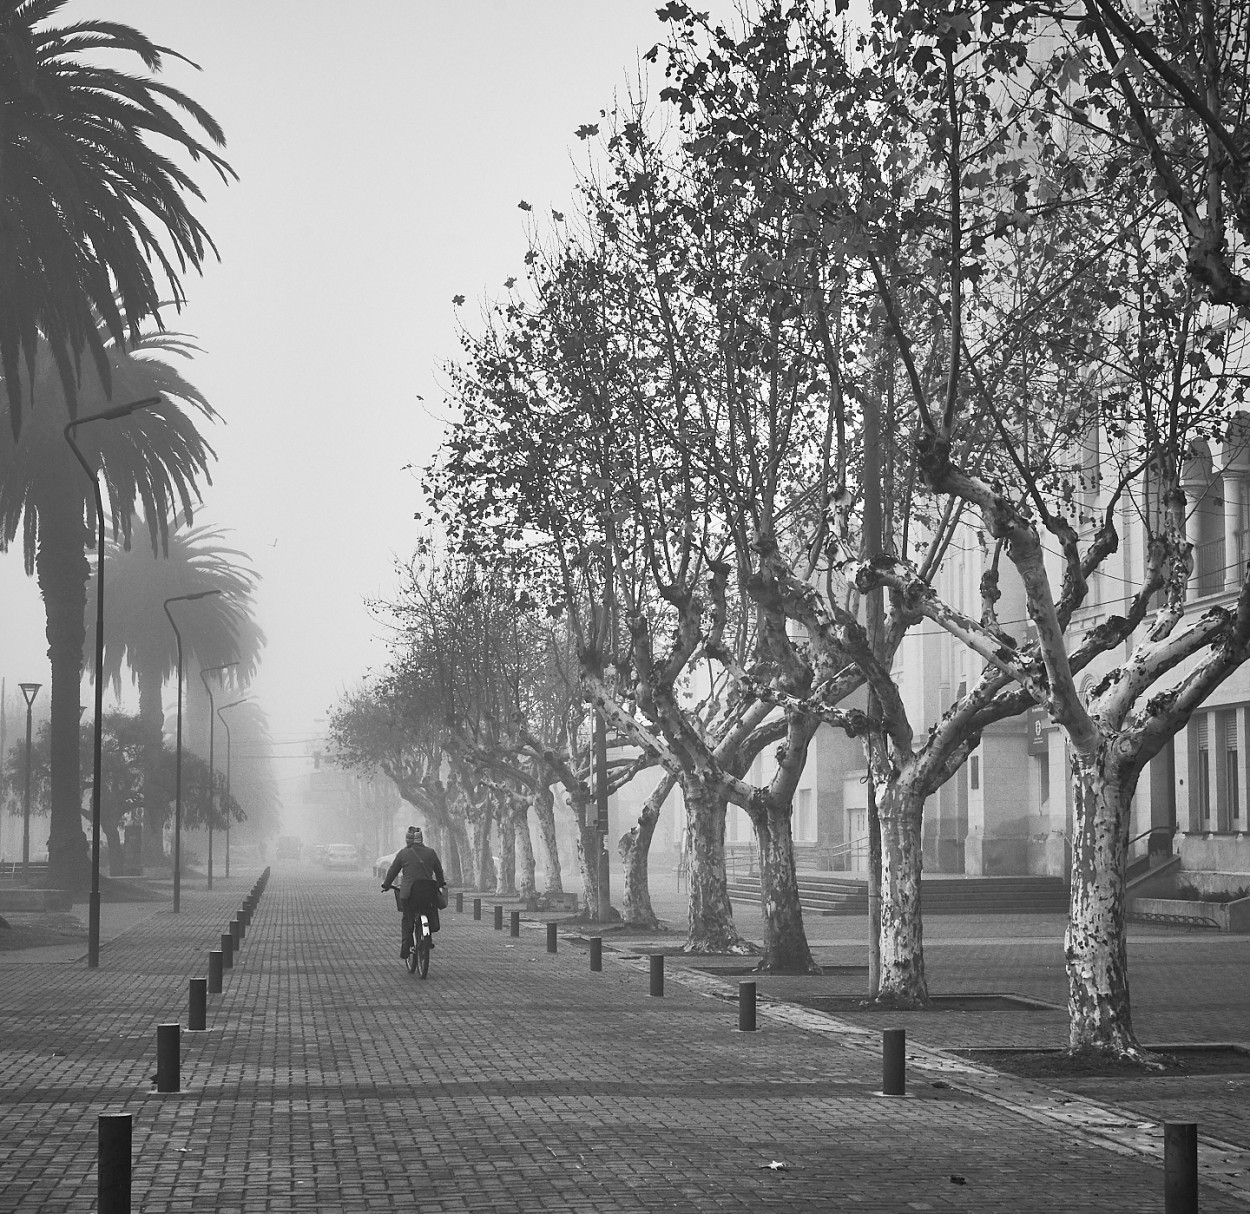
[1,866,1248,1212]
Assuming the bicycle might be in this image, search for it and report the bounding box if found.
[406,905,432,979]
[382,883,433,979]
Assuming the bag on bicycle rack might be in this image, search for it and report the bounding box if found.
[436,885,449,909]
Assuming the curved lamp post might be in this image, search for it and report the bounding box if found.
[217,697,249,880]
[19,683,41,879]
[65,396,162,968]
[163,590,221,912]
[199,662,238,891]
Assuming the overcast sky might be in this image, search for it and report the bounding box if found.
[0,1,741,760]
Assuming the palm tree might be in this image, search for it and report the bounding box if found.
[88,520,264,870]
[0,0,234,437]
[0,325,215,888]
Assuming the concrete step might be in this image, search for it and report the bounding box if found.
[727,873,1069,915]
[0,888,74,913]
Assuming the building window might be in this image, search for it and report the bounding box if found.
[970,755,980,791]
[1196,715,1212,826]
[794,788,816,842]
[1222,710,1239,831]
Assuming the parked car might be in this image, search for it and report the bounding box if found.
[374,851,397,879]
[276,835,302,861]
[323,843,360,871]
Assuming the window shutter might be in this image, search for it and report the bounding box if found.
[1196,715,1209,748]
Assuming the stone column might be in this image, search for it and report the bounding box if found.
[1223,415,1250,589]
[1181,441,1213,600]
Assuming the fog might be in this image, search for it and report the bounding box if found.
[0,1,737,839]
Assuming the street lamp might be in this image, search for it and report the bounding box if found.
[65,396,162,968]
[199,662,238,891]
[18,683,41,879]
[164,590,221,912]
[217,697,249,880]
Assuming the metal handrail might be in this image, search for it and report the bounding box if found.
[821,836,870,861]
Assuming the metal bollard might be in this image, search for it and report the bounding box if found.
[456,891,464,913]
[473,898,482,921]
[590,937,602,972]
[510,910,520,938]
[156,1022,180,1092]
[207,950,223,994]
[239,905,251,927]
[649,954,664,997]
[220,932,233,969]
[739,981,757,1031]
[188,978,207,1031]
[1164,1122,1198,1214]
[494,905,504,931]
[98,1113,132,1214]
[229,919,241,950]
[882,1028,906,1096]
[547,922,558,953]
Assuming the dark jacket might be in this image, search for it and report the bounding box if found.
[384,843,445,905]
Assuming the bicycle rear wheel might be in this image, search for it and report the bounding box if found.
[415,934,430,979]
[405,926,418,974]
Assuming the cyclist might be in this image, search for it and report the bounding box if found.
[381,826,446,959]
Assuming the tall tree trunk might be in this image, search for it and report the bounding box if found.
[532,786,563,894]
[1065,749,1142,1056]
[471,807,496,891]
[683,775,751,954]
[867,774,883,999]
[446,812,471,887]
[752,796,819,973]
[36,506,91,891]
[570,797,602,919]
[619,771,674,930]
[104,821,124,877]
[876,778,928,1007]
[136,665,167,871]
[496,809,517,895]
[514,805,536,900]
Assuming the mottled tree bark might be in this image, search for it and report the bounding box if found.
[753,797,820,973]
[876,780,928,1007]
[514,806,536,900]
[683,776,751,953]
[1065,749,1140,1055]
[496,811,517,895]
[471,808,496,891]
[620,771,675,930]
[571,799,603,919]
[532,786,563,894]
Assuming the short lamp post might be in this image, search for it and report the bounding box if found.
[199,663,238,891]
[19,683,41,879]
[65,396,161,968]
[217,697,249,880]
[163,591,221,913]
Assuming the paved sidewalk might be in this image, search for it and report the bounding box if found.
[1,866,1247,1211]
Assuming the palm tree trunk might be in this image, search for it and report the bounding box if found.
[135,665,167,871]
[35,504,91,890]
